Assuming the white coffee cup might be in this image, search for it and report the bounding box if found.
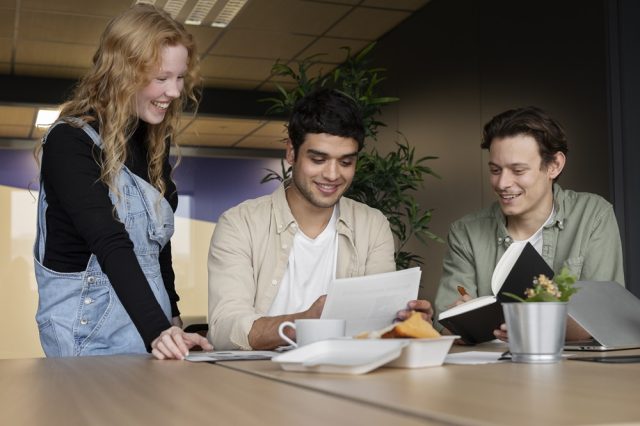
[278,319,346,347]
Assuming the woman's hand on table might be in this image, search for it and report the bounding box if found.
[171,316,184,328]
[151,326,213,360]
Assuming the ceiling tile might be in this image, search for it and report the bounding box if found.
[0,125,31,139]
[326,7,410,39]
[232,0,351,36]
[20,0,132,17]
[209,29,315,60]
[186,25,223,55]
[235,135,287,150]
[0,38,12,62]
[0,8,14,38]
[181,116,263,135]
[177,133,241,147]
[32,126,47,139]
[0,0,424,151]
[177,114,199,132]
[200,55,277,81]
[16,41,95,68]
[0,106,36,126]
[269,61,336,83]
[252,121,287,138]
[14,63,87,79]
[362,0,430,10]
[19,11,109,44]
[296,37,369,63]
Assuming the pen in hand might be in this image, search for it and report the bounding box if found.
[457,285,468,297]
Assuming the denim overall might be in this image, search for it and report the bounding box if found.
[34,118,173,356]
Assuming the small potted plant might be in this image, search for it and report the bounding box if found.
[502,267,578,363]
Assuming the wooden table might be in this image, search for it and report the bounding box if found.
[2,348,639,426]
[0,355,432,426]
[220,347,640,426]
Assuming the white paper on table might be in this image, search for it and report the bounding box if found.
[444,351,506,365]
[320,267,421,336]
[185,351,278,362]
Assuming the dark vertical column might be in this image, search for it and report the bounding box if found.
[607,0,640,295]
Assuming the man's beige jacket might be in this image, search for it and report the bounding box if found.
[207,182,396,350]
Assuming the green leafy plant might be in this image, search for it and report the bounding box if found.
[261,43,441,269]
[504,267,578,302]
[261,43,398,141]
[347,137,441,268]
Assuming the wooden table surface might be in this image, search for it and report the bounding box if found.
[220,346,640,426]
[0,355,434,426]
[3,348,639,426]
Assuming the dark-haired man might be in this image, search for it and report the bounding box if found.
[434,106,624,341]
[207,89,433,350]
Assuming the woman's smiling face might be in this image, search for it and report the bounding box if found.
[136,44,188,125]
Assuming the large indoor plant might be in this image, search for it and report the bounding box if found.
[261,43,441,269]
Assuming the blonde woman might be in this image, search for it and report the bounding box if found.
[34,4,212,359]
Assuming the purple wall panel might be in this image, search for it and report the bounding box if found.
[172,156,282,222]
[0,149,39,191]
[0,149,282,223]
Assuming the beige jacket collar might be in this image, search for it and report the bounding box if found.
[272,180,355,237]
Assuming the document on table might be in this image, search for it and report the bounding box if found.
[185,351,278,362]
[321,267,421,336]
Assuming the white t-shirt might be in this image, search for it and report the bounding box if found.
[491,207,555,294]
[267,207,339,316]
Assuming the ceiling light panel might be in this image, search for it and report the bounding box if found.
[134,0,247,28]
[185,0,218,25]
[35,109,61,128]
[164,0,187,18]
[211,0,248,28]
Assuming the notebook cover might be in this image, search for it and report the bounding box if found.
[439,242,554,344]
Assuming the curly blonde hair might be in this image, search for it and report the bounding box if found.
[55,3,201,200]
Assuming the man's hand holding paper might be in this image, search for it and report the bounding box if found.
[321,268,423,336]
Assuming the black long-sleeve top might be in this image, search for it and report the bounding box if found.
[41,120,179,351]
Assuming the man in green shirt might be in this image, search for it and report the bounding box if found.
[434,106,625,341]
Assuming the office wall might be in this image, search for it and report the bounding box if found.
[372,0,611,302]
[608,0,640,296]
[0,149,279,358]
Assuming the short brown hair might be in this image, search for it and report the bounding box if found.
[481,107,568,170]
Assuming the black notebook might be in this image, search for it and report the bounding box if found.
[438,242,554,344]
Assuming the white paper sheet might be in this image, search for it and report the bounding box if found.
[320,267,421,336]
[185,351,278,362]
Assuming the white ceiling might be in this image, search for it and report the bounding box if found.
[0,0,429,152]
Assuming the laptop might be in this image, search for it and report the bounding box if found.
[565,281,640,351]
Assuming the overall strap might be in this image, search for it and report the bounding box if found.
[34,180,48,262]
[41,117,103,148]
[69,117,103,149]
[35,117,104,262]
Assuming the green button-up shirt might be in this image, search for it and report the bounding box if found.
[434,184,625,329]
